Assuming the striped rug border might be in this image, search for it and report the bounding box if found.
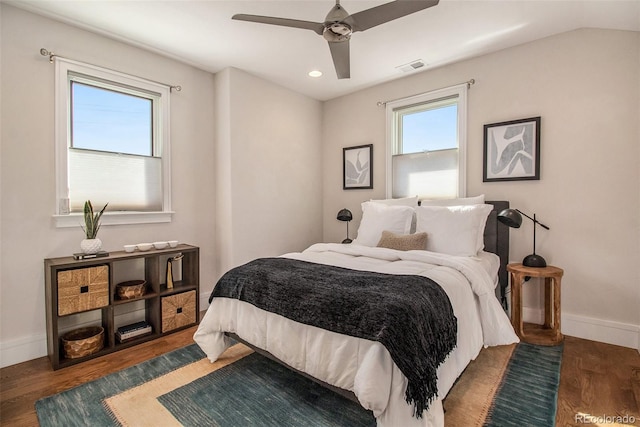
[484,342,563,427]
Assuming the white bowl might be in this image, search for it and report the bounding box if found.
[168,240,179,248]
[137,243,153,251]
[153,241,168,250]
[124,245,136,253]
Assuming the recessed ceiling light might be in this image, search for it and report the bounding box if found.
[308,70,323,78]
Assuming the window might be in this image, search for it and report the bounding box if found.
[385,84,467,200]
[54,58,172,226]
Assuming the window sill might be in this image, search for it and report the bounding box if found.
[53,211,174,228]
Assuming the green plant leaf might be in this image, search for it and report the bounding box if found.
[83,200,108,239]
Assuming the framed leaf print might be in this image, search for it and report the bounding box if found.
[483,117,541,182]
[343,144,373,190]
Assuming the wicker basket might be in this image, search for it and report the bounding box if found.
[61,326,104,359]
[57,265,109,316]
[161,290,196,333]
[116,280,147,300]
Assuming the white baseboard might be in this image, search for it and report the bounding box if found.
[0,313,103,368]
[0,334,47,369]
[3,305,637,368]
[524,306,639,351]
[2,299,213,368]
[522,307,545,324]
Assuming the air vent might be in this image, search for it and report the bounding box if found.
[396,59,426,73]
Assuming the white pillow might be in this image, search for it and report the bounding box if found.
[353,202,414,247]
[371,196,419,232]
[419,195,485,206]
[415,204,493,256]
[370,195,419,207]
[418,195,489,250]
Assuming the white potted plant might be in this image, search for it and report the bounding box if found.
[80,200,108,254]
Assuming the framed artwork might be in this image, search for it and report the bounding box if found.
[483,117,541,182]
[343,144,373,190]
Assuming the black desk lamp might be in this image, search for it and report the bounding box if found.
[336,208,353,244]
[498,208,550,267]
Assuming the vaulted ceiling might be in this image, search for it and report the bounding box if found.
[8,0,640,101]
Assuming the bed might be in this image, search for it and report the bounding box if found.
[194,199,519,427]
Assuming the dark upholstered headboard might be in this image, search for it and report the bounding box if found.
[484,201,509,309]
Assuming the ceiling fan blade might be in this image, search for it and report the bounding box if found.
[232,14,325,35]
[349,0,439,33]
[328,40,350,79]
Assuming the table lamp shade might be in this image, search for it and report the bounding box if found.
[497,208,522,229]
[337,209,353,222]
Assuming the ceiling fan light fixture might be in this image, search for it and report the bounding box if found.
[308,70,323,78]
[323,23,352,42]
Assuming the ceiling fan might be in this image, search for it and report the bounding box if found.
[232,0,439,79]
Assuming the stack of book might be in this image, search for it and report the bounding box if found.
[116,321,152,342]
[73,251,109,260]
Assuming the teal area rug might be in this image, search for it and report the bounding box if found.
[35,344,207,427]
[158,353,374,426]
[35,344,374,427]
[484,342,564,427]
[36,342,563,427]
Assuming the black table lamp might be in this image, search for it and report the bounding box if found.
[498,208,550,267]
[336,208,353,244]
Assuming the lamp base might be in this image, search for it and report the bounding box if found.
[342,238,352,244]
[522,254,547,268]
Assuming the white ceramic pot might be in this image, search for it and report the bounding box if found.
[81,238,102,254]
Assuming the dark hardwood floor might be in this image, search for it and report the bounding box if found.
[1,330,638,426]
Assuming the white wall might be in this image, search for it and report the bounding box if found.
[0,5,324,367]
[0,5,217,367]
[213,67,323,279]
[322,29,640,349]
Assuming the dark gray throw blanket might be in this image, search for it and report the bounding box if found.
[210,257,457,418]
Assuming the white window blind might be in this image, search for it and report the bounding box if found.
[392,149,458,199]
[68,148,162,212]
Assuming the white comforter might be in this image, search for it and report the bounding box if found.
[194,243,518,427]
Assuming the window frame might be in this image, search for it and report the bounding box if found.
[53,58,172,228]
[385,84,468,199]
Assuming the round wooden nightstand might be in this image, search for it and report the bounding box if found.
[507,263,564,346]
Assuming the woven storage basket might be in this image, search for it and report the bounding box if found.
[57,265,109,316]
[61,326,104,359]
[161,290,196,333]
[116,280,147,300]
